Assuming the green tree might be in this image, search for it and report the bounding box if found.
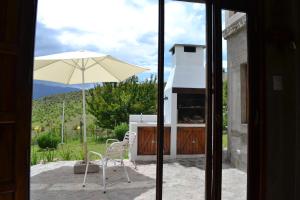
[87,75,157,129]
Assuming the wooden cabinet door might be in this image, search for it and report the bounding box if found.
[162,127,171,155]
[137,127,171,155]
[0,0,37,199]
[177,127,205,154]
[138,127,156,155]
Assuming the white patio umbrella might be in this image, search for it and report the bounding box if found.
[34,50,149,162]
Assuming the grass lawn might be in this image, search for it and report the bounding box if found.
[223,133,228,149]
[31,139,108,165]
[31,134,226,165]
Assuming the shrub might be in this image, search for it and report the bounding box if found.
[37,132,60,149]
[58,144,73,161]
[31,134,39,145]
[114,123,129,141]
[31,146,39,165]
[95,134,116,144]
[75,149,84,161]
[44,149,55,162]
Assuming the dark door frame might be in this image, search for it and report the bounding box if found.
[157,1,266,200]
[0,0,37,199]
[0,0,265,199]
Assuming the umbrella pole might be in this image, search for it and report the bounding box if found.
[82,70,88,163]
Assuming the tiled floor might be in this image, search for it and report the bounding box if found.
[31,159,246,200]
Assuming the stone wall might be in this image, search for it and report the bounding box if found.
[223,13,248,171]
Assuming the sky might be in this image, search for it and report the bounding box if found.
[35,0,227,83]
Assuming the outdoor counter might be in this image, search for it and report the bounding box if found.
[129,121,206,161]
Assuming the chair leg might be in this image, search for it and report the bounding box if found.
[133,160,137,170]
[121,160,130,183]
[103,159,106,193]
[113,160,117,172]
[82,156,90,187]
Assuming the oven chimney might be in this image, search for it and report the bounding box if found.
[164,44,206,124]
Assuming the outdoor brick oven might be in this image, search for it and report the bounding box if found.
[129,44,206,161]
[177,93,205,124]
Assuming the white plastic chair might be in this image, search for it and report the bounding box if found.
[123,131,137,169]
[82,131,136,193]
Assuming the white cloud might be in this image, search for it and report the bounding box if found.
[192,3,205,11]
[165,1,205,46]
[38,0,157,47]
[36,0,206,73]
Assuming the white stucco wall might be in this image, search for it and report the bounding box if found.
[170,45,206,89]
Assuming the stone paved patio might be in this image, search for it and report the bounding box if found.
[31,159,246,200]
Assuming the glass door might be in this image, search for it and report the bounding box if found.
[161,1,208,199]
[157,1,250,200]
[221,9,248,200]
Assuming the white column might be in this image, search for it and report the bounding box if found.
[129,122,138,161]
[170,93,177,158]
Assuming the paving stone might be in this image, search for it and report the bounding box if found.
[31,159,246,200]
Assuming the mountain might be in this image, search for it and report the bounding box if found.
[31,89,95,132]
[32,81,80,99]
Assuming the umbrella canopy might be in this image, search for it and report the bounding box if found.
[34,51,148,84]
[34,50,149,162]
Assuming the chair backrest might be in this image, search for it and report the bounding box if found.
[105,132,136,159]
[123,131,136,147]
[106,142,125,159]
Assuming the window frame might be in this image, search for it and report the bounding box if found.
[156,1,256,200]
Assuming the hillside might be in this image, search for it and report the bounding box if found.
[32,81,80,99]
[31,91,95,133]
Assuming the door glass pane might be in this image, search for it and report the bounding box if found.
[222,9,248,200]
[163,1,207,199]
[31,1,159,199]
